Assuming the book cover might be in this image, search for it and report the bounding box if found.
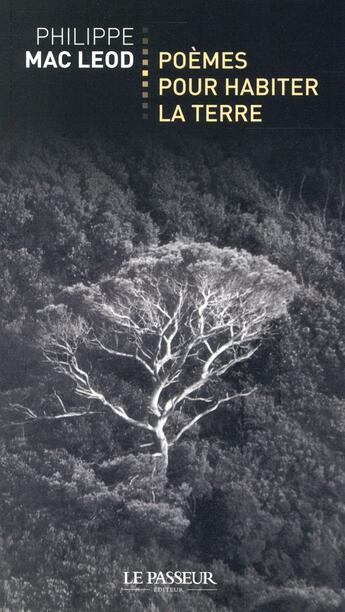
[0,1,344,611]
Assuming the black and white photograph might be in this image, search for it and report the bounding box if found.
[0,1,344,610]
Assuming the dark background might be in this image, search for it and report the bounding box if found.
[0,0,344,136]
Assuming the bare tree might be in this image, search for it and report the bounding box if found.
[15,242,297,469]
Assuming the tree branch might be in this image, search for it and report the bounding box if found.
[2,406,102,429]
[169,388,255,445]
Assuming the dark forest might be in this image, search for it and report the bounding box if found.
[1,130,345,611]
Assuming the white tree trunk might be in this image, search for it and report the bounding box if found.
[153,419,169,471]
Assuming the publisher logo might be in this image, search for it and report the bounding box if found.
[122,571,217,593]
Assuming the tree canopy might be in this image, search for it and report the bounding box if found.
[34,241,296,470]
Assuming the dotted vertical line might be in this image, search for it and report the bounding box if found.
[142,27,149,119]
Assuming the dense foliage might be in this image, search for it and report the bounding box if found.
[1,131,345,611]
